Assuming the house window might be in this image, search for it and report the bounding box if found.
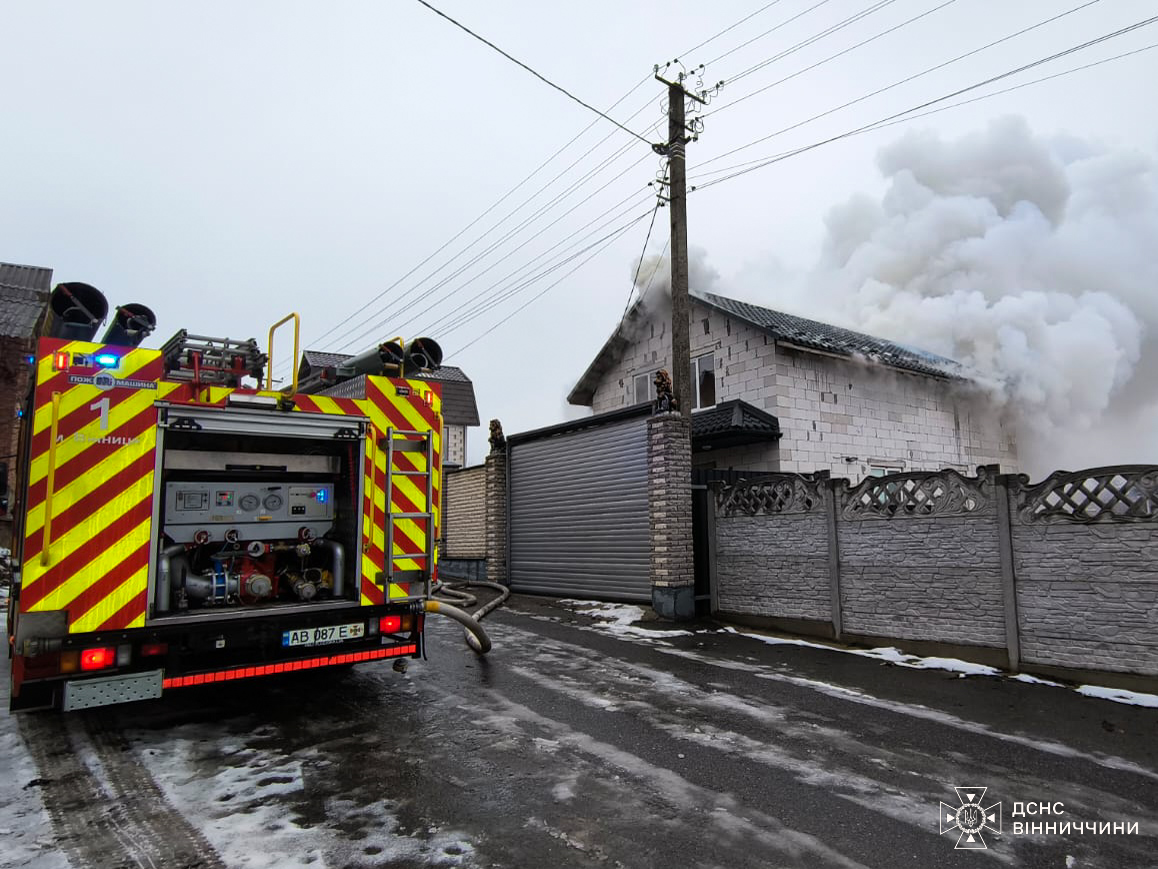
[632,357,716,408]
[869,465,903,478]
[633,371,657,404]
[692,353,716,409]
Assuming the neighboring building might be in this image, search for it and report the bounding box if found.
[297,350,480,467]
[568,289,1017,480]
[413,365,481,468]
[0,263,52,545]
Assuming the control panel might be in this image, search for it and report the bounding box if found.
[163,481,335,542]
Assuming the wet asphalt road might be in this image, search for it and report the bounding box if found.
[8,595,1158,869]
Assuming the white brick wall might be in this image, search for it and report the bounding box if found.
[585,301,1018,480]
[442,464,486,558]
[444,424,466,467]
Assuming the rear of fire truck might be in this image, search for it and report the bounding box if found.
[7,283,443,711]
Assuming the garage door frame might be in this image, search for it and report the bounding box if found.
[507,404,651,602]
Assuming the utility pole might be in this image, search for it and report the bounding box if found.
[655,73,704,419]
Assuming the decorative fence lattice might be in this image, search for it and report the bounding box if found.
[716,475,823,517]
[841,469,988,520]
[1017,466,1158,523]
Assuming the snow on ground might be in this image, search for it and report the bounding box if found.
[130,720,475,868]
[131,722,323,869]
[0,620,67,869]
[655,644,1158,784]
[1012,674,1066,687]
[0,719,69,869]
[1075,686,1158,709]
[545,602,1158,710]
[555,600,692,639]
[720,627,1003,676]
[720,626,1158,709]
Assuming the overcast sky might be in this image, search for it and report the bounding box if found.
[3,1,1155,465]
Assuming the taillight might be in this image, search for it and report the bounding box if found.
[80,647,117,671]
[141,642,168,657]
[379,614,415,633]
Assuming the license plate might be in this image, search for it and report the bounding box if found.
[282,622,365,648]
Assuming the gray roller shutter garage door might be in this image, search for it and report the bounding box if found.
[509,411,649,601]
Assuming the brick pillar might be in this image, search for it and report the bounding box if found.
[649,412,694,620]
[485,451,508,585]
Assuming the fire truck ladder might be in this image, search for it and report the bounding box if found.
[379,427,435,599]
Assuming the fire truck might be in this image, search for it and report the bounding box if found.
[7,282,479,711]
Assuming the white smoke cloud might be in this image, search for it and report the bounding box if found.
[633,244,719,298]
[760,116,1158,475]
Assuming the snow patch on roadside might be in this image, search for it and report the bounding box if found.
[658,645,1158,784]
[1075,685,1158,708]
[1011,674,1065,687]
[720,627,1001,676]
[556,600,692,639]
[722,627,1158,708]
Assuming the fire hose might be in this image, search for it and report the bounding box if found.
[425,580,510,654]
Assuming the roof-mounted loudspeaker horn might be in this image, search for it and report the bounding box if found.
[339,340,407,378]
[101,303,157,348]
[405,337,442,373]
[45,282,109,342]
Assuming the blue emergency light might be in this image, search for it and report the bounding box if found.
[316,489,328,504]
[94,353,119,368]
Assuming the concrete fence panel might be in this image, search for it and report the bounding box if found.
[715,475,830,624]
[1009,467,1158,677]
[712,464,1158,685]
[836,469,1006,647]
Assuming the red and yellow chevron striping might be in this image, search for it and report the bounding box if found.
[21,341,180,631]
[294,377,442,605]
[19,338,442,633]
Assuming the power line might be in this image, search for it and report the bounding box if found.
[342,144,657,348]
[679,0,791,60]
[702,0,837,68]
[842,41,1158,139]
[706,0,959,118]
[301,75,654,356]
[297,108,665,368]
[695,0,1106,171]
[413,0,654,147]
[295,37,666,373]
[639,237,671,306]
[724,0,900,83]
[419,188,656,337]
[434,202,655,339]
[445,210,653,357]
[337,144,657,352]
[276,110,664,380]
[693,18,1158,191]
[300,0,758,369]
[622,199,665,321]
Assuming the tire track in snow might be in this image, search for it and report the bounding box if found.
[18,711,226,869]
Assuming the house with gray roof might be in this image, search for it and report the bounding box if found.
[297,350,480,467]
[568,288,1017,481]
